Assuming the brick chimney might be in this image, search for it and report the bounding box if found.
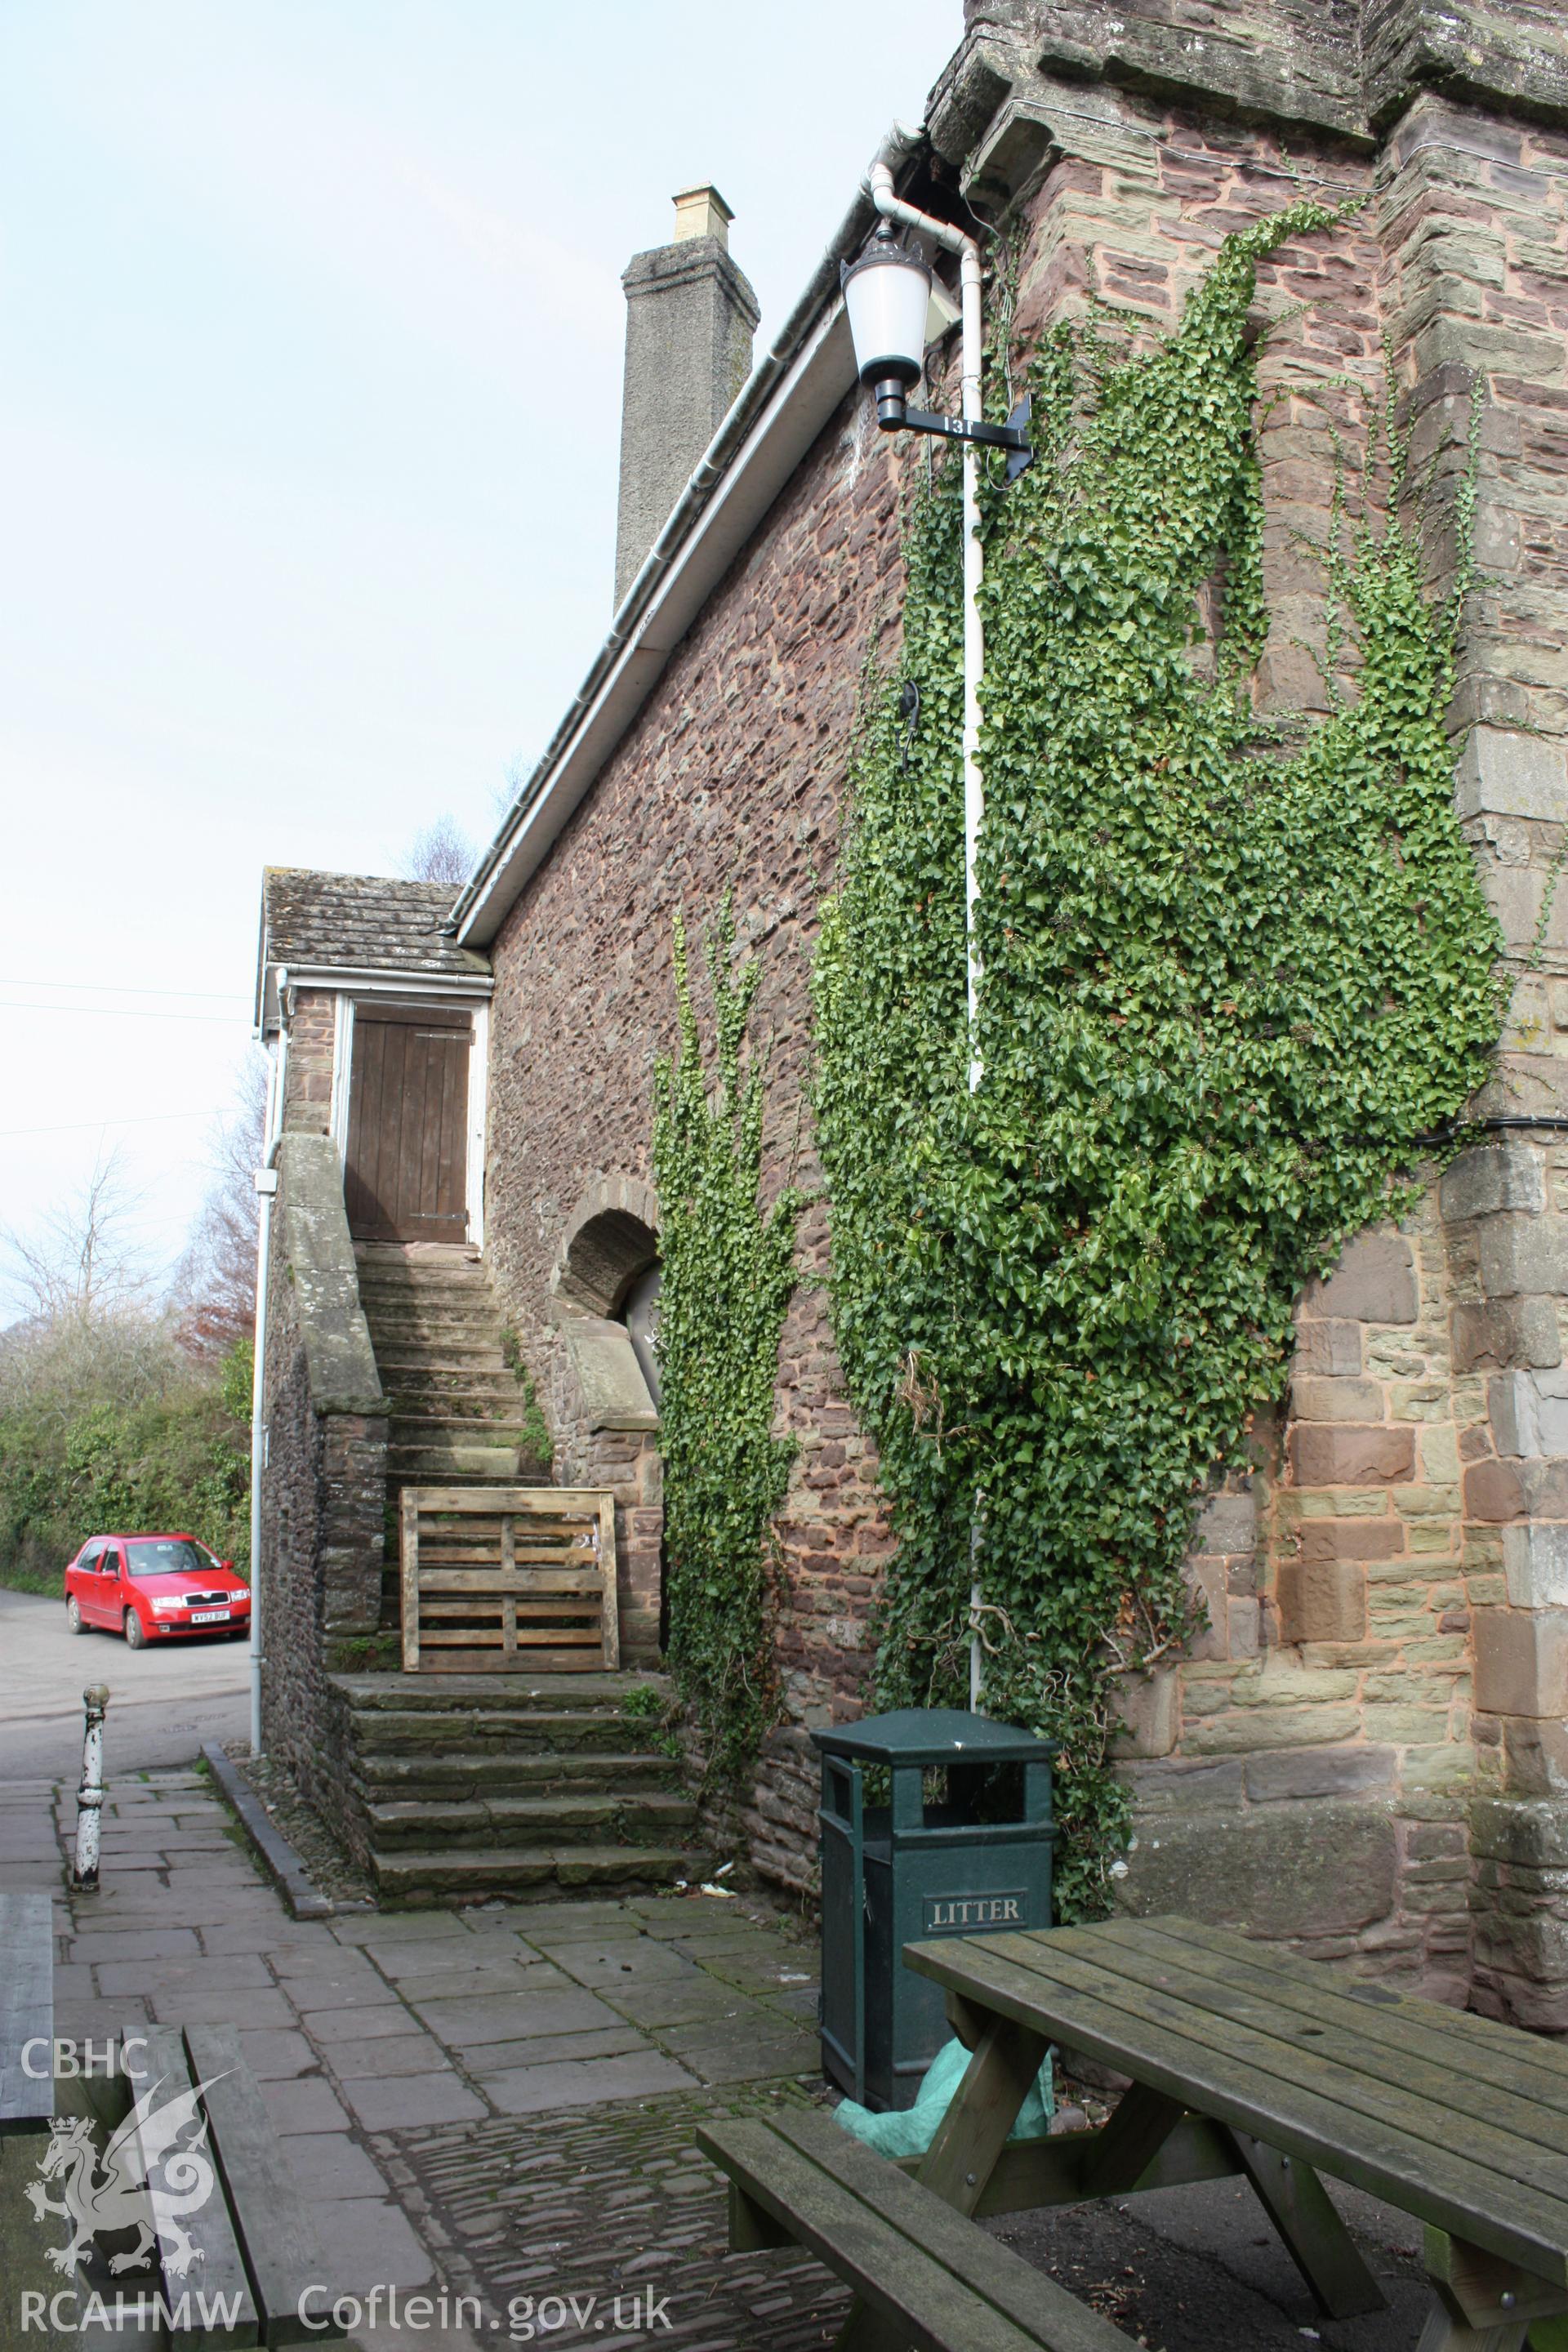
[612,185,760,609]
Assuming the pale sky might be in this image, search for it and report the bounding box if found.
[0,0,960,1316]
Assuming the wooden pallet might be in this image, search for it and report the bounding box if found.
[400,1486,620,1673]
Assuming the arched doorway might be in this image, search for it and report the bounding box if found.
[552,1177,665,1651]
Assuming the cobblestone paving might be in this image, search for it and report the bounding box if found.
[386,2083,852,2350]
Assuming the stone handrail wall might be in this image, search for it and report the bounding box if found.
[258,1134,388,1801]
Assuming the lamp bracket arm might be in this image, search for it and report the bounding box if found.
[902,407,1030,453]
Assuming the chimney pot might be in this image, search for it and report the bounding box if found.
[671,184,733,248]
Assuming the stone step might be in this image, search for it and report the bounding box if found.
[356,1748,680,1795]
[384,1391,516,1416]
[359,1293,493,1318]
[365,1789,697,1851]
[336,1674,662,1731]
[341,1665,667,1703]
[364,1318,505,1348]
[345,1709,654,1758]
[357,1270,491,1289]
[361,1296,494,1321]
[385,1391,523,1423]
[368,1842,693,1904]
[386,1444,532,1478]
[362,1316,496,1335]
[389,1412,537,1439]
[375,1352,512,1379]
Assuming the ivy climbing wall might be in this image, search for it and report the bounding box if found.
[474,2,1568,2011]
[918,14,1568,2020]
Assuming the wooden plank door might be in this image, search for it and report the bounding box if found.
[345,1002,471,1242]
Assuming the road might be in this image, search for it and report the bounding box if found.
[0,1584,250,1782]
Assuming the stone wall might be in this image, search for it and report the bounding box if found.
[483,364,911,1895]
[935,0,1568,2016]
[258,1134,386,1830]
[480,0,1568,1983]
[281,987,336,1136]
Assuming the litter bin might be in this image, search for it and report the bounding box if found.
[813,1707,1055,2111]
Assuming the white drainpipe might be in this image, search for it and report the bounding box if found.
[866,160,987,1089]
[249,1001,288,1757]
[866,159,988,1708]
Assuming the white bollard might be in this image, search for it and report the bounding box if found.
[72,1683,109,1891]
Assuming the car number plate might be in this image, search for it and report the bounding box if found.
[191,1609,229,1624]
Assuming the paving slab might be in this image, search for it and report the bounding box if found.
[300,2003,427,2044]
[96,1952,274,1997]
[410,1987,621,2047]
[389,1962,572,2002]
[0,1827,68,1859]
[261,2074,355,2134]
[325,2034,454,2081]
[265,1964,385,2010]
[595,1973,756,2031]
[540,1937,698,1989]
[768,1982,822,2021]
[697,1946,822,1998]
[72,1850,167,1871]
[476,2050,698,2115]
[332,1911,488,1947]
[278,2133,392,2201]
[54,1997,153,2038]
[503,1899,646,1941]
[163,1864,273,1895]
[149,1984,298,2029]
[258,1935,350,1972]
[637,1909,770,1942]
[364,1933,548,1979]
[336,2072,488,2132]
[655,2023,822,2085]
[307,2196,438,2293]
[198,1910,298,1951]
[237,2027,322,2079]
[65,1927,204,1963]
[459,2024,648,2072]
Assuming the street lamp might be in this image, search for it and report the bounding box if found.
[841,220,1033,471]
[844,160,1034,1709]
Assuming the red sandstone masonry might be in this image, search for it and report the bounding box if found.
[483,396,913,1811]
[478,101,1419,1900]
[481,74,1568,1966]
[281,989,335,1134]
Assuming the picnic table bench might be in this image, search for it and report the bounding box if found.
[700,1913,1568,2352]
[0,1890,341,2352]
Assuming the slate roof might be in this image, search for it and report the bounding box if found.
[255,867,491,1031]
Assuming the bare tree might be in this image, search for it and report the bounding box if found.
[172,1053,269,1363]
[401,813,476,886]
[2,1151,154,1328]
[0,1154,172,1423]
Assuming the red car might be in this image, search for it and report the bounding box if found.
[64,1533,251,1650]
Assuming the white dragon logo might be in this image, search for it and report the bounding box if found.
[24,2071,229,2278]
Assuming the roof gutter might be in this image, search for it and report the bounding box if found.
[449,120,924,950]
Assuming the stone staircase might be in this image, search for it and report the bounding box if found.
[323,1673,703,1905]
[354,1241,550,1627]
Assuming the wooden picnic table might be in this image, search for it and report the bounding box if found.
[899,1913,1568,2352]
